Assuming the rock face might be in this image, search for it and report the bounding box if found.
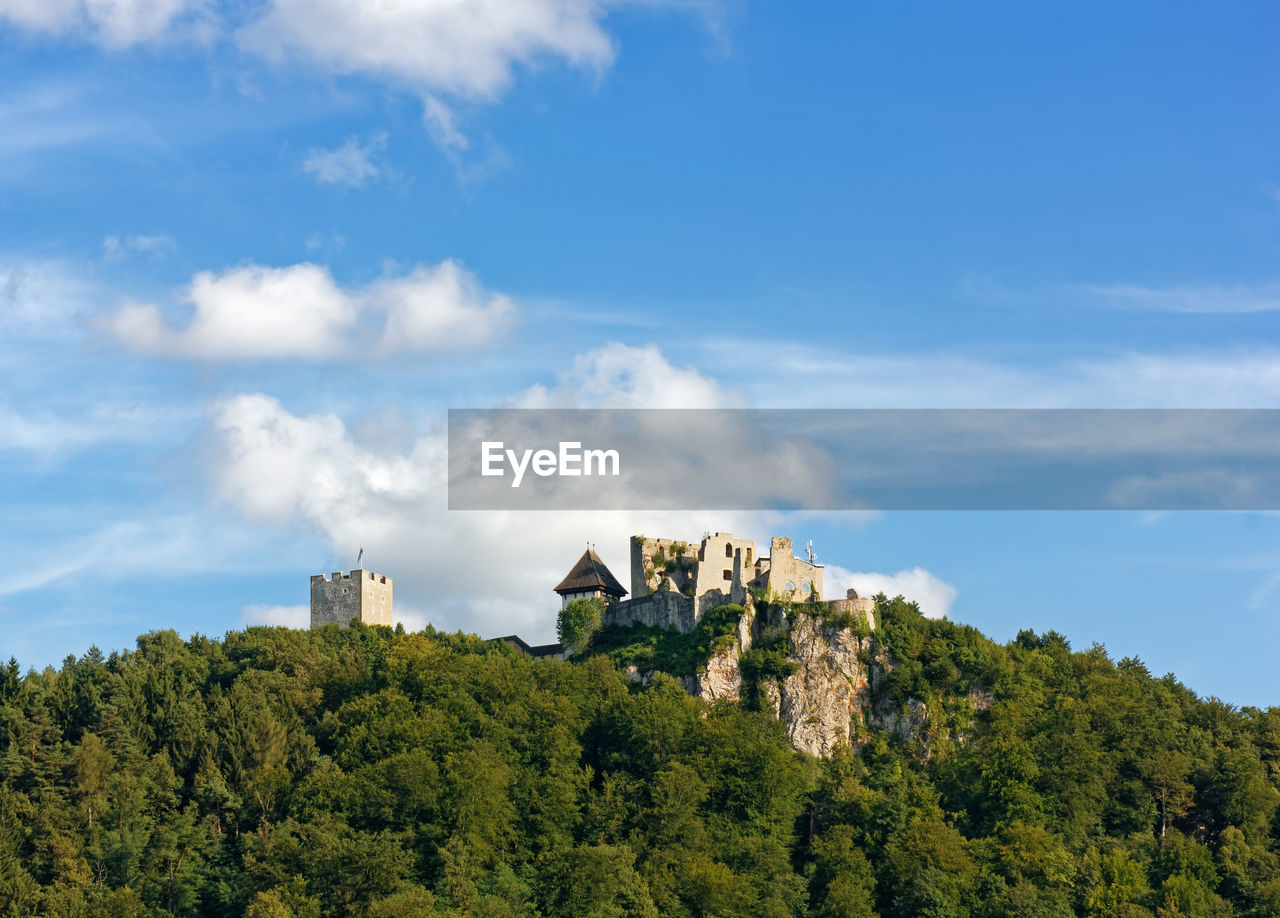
[620,596,977,759]
[773,612,874,757]
[692,641,743,702]
[684,603,755,702]
[682,601,878,757]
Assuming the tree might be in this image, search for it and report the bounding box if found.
[558,597,606,654]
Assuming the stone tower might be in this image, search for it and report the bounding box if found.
[310,569,393,629]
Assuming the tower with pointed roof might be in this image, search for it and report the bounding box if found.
[553,547,628,609]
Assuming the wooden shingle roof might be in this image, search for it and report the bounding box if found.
[553,548,627,598]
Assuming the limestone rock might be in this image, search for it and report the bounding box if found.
[694,641,742,702]
[775,613,873,757]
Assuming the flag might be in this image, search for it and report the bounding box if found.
[357,547,363,567]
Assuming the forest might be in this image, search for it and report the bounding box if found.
[2,595,1279,917]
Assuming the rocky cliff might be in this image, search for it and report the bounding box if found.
[665,599,877,756]
[670,598,989,758]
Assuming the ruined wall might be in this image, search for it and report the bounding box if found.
[311,569,393,629]
[604,589,697,632]
[762,536,824,602]
[691,532,757,606]
[826,595,876,618]
[630,536,700,599]
[631,531,762,613]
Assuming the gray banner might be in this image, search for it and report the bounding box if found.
[447,409,1280,510]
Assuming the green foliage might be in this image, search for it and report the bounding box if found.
[558,596,606,654]
[3,606,1280,918]
[589,603,747,677]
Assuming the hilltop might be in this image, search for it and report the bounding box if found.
[2,598,1279,917]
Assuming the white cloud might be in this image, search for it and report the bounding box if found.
[103,262,356,359]
[0,259,88,330]
[376,260,517,351]
[99,258,517,360]
[238,0,617,101]
[206,343,943,641]
[0,403,187,454]
[712,341,1280,409]
[422,95,469,153]
[207,344,763,640]
[302,133,387,188]
[3,1,708,173]
[514,341,741,408]
[0,513,267,597]
[242,603,309,628]
[0,0,208,46]
[824,564,958,619]
[103,233,176,261]
[1083,282,1280,315]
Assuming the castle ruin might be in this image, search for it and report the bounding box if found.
[553,532,873,633]
[310,569,394,629]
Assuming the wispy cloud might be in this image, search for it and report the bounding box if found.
[706,340,1280,409]
[103,234,176,261]
[1082,282,1280,314]
[0,514,264,598]
[0,403,191,456]
[0,0,211,48]
[302,133,387,188]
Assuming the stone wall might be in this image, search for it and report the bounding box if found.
[630,536,700,598]
[629,531,828,617]
[604,589,697,632]
[761,536,824,602]
[358,570,393,626]
[825,595,876,618]
[310,569,393,629]
[691,532,756,606]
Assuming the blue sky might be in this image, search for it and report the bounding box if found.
[2,0,1279,704]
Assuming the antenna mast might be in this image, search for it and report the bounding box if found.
[807,540,816,565]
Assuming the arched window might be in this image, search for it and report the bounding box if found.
[785,580,796,593]
[725,543,733,558]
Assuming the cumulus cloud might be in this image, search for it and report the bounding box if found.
[0,0,208,46]
[99,259,517,360]
[208,343,952,639]
[376,260,518,351]
[302,133,387,188]
[824,564,958,619]
[513,341,740,408]
[209,388,735,640]
[238,0,616,101]
[208,344,741,638]
[242,603,309,628]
